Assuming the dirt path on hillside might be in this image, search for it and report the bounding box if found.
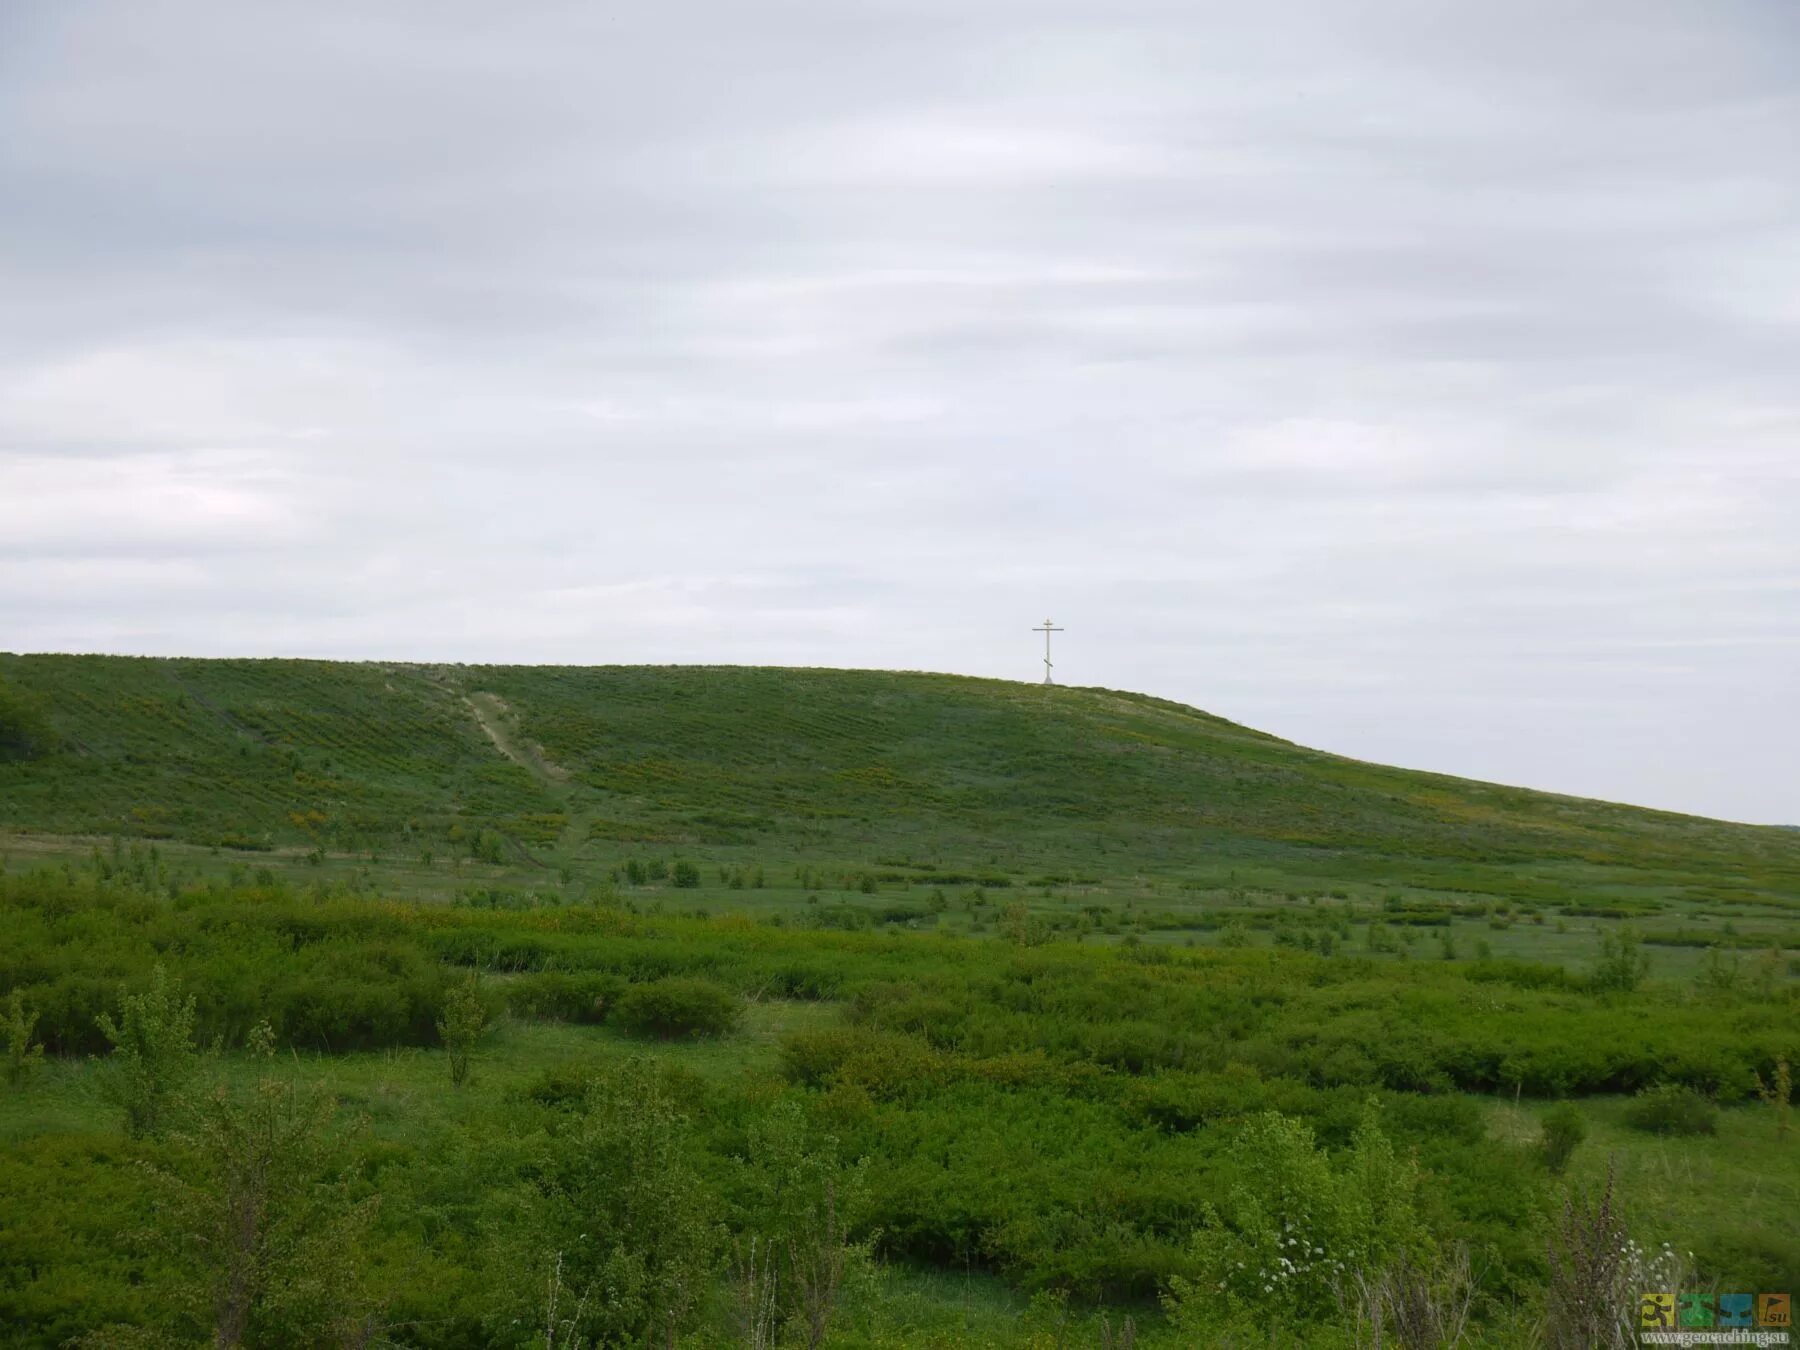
[460,690,593,865]
[462,691,570,785]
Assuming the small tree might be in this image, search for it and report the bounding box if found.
[1694,946,1742,994]
[163,1030,377,1348]
[3,989,45,1088]
[436,976,490,1088]
[533,1059,718,1348]
[96,965,198,1137]
[1001,901,1049,947]
[736,1100,870,1349]
[0,676,55,762]
[1755,1058,1792,1136]
[1589,929,1649,993]
[1539,1102,1586,1175]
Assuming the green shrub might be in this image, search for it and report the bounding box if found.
[522,1059,717,1347]
[779,1025,946,1100]
[506,971,623,1024]
[518,1064,594,1109]
[96,965,198,1138]
[435,975,490,1087]
[734,1099,871,1347]
[0,676,55,761]
[3,990,45,1087]
[1623,1084,1718,1136]
[1539,1102,1586,1174]
[167,1060,375,1345]
[1756,1058,1792,1137]
[1589,928,1649,993]
[1163,1106,1426,1329]
[780,1027,869,1087]
[469,828,508,865]
[672,860,702,889]
[614,977,739,1039]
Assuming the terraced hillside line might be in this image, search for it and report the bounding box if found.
[164,666,266,745]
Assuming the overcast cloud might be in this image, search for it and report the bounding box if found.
[2,0,1796,823]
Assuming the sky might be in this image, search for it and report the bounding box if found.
[1,2,1796,824]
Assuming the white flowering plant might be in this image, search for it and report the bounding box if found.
[1163,1105,1430,1331]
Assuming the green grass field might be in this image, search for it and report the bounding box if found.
[0,656,1795,1347]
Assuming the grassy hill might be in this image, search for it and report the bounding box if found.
[3,655,1798,1345]
[2,655,1797,919]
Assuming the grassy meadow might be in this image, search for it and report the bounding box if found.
[0,656,1796,1347]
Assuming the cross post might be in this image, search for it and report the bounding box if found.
[1032,618,1064,686]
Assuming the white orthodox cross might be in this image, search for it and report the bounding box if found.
[1032,618,1064,685]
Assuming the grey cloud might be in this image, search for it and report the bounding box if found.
[1,0,1796,822]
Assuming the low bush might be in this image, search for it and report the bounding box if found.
[614,977,740,1039]
[1623,1083,1718,1136]
[517,1063,593,1109]
[780,1025,946,1101]
[1539,1102,1586,1174]
[505,971,623,1024]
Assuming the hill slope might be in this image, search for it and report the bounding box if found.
[2,655,1797,914]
